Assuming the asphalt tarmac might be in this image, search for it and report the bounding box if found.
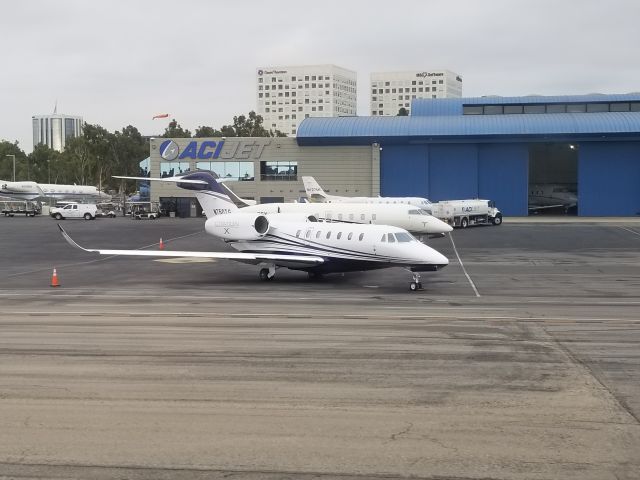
[1,215,639,479]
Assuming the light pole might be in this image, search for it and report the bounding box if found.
[5,154,16,182]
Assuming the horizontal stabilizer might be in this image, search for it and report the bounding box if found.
[113,175,207,184]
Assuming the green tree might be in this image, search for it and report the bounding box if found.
[194,125,223,137]
[162,119,191,138]
[397,107,409,116]
[28,144,60,183]
[110,125,149,194]
[0,141,27,182]
[59,136,93,185]
[219,111,286,137]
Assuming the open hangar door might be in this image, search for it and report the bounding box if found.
[528,143,578,215]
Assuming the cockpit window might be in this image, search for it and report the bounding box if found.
[408,209,421,215]
[387,233,396,243]
[381,234,386,242]
[394,232,414,242]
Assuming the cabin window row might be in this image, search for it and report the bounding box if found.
[296,230,366,241]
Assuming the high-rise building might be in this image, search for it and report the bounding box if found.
[256,64,357,136]
[32,113,83,152]
[370,70,462,116]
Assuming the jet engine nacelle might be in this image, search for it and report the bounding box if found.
[205,213,270,240]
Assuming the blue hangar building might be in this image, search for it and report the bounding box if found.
[297,93,640,216]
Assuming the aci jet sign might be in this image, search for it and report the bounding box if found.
[159,139,271,161]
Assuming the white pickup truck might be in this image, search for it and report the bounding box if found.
[50,203,97,220]
[431,199,502,228]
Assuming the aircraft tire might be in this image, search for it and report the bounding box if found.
[410,282,419,291]
[259,268,271,281]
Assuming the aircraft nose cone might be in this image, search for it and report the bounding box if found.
[425,216,452,233]
[419,243,449,268]
[435,250,449,266]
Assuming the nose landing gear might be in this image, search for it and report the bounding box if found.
[408,271,423,292]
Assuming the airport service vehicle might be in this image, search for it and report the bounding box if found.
[302,176,501,228]
[133,210,159,220]
[430,199,502,228]
[1,200,39,217]
[0,179,110,202]
[61,171,449,291]
[50,203,97,220]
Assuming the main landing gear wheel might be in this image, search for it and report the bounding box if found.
[259,264,276,281]
[259,268,272,281]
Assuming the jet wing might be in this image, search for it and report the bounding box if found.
[528,203,572,211]
[58,224,324,267]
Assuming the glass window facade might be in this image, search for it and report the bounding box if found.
[260,161,298,181]
[160,161,190,178]
[196,161,254,181]
[138,157,150,177]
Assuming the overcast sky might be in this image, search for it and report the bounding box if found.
[2,0,639,152]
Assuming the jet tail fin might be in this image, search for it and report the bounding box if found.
[114,171,237,217]
[302,176,329,202]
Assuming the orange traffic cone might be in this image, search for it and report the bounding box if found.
[50,268,60,287]
[159,238,164,250]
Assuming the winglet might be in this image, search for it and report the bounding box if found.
[58,224,91,253]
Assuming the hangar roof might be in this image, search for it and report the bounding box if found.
[297,94,640,146]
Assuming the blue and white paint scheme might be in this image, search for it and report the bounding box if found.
[60,171,448,290]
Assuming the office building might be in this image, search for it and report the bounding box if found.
[370,70,462,116]
[32,113,83,152]
[256,64,357,136]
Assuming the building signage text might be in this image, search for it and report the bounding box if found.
[159,139,271,161]
[415,72,444,78]
[257,69,287,76]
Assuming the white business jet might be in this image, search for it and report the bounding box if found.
[218,180,452,237]
[0,180,111,202]
[59,171,448,290]
[528,184,578,213]
[302,176,433,210]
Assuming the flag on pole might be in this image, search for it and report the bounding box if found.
[152,113,169,119]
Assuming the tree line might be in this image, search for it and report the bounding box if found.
[0,111,283,192]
